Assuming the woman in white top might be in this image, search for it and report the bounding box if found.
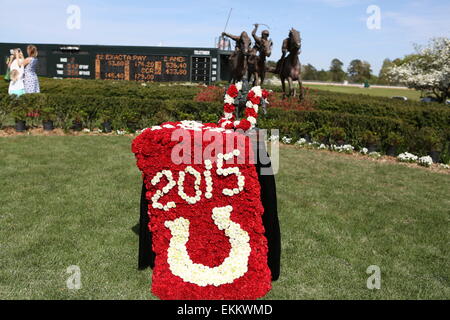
[8,48,25,96]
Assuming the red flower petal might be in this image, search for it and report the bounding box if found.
[223,103,236,113]
[226,85,239,98]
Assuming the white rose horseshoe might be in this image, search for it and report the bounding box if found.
[164,205,251,287]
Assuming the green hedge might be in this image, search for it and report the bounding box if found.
[312,94,450,130]
[0,93,221,131]
[0,78,201,100]
[1,82,449,159]
[260,108,449,158]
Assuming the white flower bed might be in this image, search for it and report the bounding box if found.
[417,156,433,167]
[397,152,418,163]
[331,144,354,154]
[116,130,126,135]
[281,136,292,144]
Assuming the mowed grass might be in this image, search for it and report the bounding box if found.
[0,136,448,299]
[305,84,422,101]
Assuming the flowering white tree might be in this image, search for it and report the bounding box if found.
[389,37,450,103]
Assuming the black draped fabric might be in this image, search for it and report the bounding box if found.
[254,136,281,281]
[138,135,281,281]
[138,183,155,269]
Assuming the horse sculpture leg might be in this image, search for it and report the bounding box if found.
[288,77,294,97]
[281,77,287,98]
[254,73,260,87]
[298,79,304,100]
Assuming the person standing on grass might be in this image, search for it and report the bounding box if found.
[23,45,40,93]
[8,49,25,96]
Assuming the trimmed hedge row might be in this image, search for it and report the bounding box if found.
[260,108,450,159]
[0,78,202,100]
[1,90,448,160]
[0,93,221,131]
[312,94,450,130]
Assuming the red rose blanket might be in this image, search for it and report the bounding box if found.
[132,121,272,300]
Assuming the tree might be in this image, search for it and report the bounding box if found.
[347,59,372,83]
[329,58,346,82]
[317,69,330,82]
[378,58,394,85]
[392,54,421,67]
[266,60,278,77]
[302,64,319,80]
[389,38,450,103]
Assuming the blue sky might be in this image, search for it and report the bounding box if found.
[1,0,449,74]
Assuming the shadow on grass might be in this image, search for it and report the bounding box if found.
[131,223,140,236]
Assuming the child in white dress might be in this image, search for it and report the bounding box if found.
[8,49,25,96]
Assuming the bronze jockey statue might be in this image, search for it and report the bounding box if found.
[276,28,303,99]
[275,29,302,74]
[222,31,252,83]
[248,24,272,86]
[252,24,270,53]
[222,31,252,58]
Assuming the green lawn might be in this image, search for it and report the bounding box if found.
[305,84,422,101]
[0,136,448,299]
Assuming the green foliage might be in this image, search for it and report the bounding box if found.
[311,126,332,144]
[0,78,448,157]
[312,93,450,131]
[361,130,381,146]
[329,58,346,82]
[378,58,395,85]
[0,94,11,126]
[329,127,346,144]
[385,132,405,147]
[310,126,346,144]
[347,59,372,83]
[301,64,319,81]
[417,127,444,151]
[0,93,222,131]
[0,78,202,100]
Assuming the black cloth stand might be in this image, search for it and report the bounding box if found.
[138,136,281,281]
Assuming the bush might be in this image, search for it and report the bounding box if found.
[194,86,224,102]
[417,127,444,152]
[385,132,405,147]
[0,93,222,131]
[0,79,449,159]
[361,130,381,146]
[0,78,202,100]
[311,93,450,131]
[0,95,11,127]
[329,127,346,145]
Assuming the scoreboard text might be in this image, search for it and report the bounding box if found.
[95,54,190,82]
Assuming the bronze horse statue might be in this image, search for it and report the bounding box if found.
[222,31,252,83]
[248,39,272,86]
[276,28,303,99]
